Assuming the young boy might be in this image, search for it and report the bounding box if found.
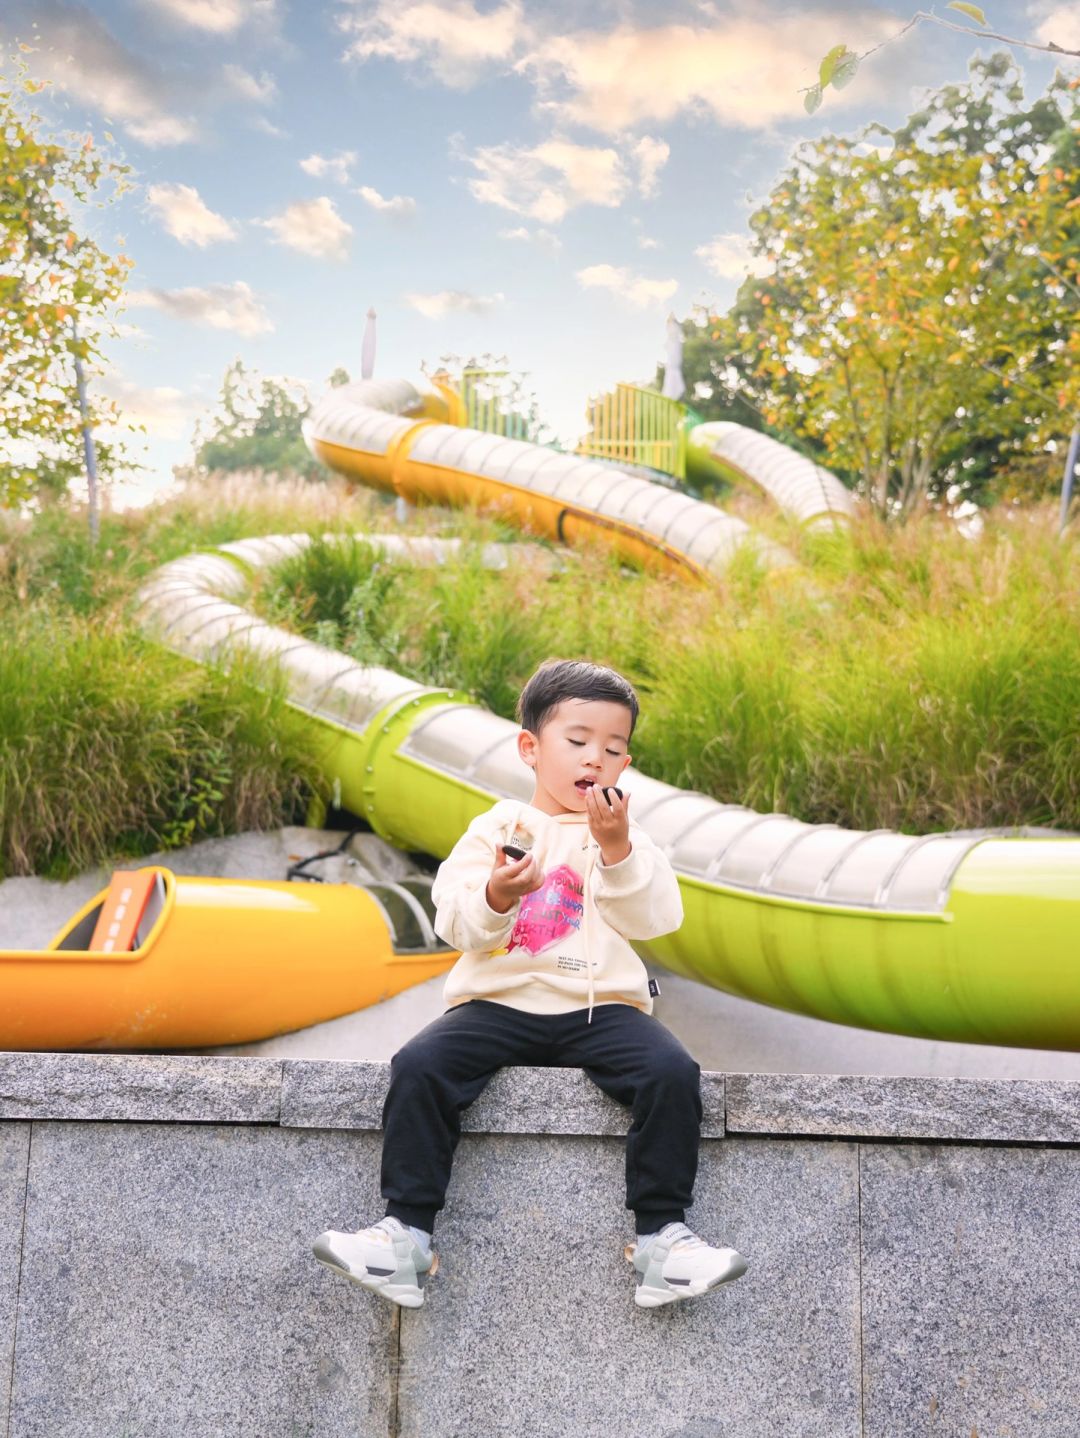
[312,659,747,1309]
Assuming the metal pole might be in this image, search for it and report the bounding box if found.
[71,316,99,544]
[1059,424,1080,534]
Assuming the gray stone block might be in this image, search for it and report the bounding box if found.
[0,1052,282,1124]
[860,1144,1080,1438]
[727,1072,1080,1142]
[397,1134,861,1438]
[0,1123,30,1433]
[281,1058,388,1130]
[282,1060,725,1138]
[9,1122,392,1437]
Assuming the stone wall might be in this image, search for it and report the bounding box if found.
[1,1053,1078,1438]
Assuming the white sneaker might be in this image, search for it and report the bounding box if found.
[627,1222,747,1308]
[312,1217,438,1309]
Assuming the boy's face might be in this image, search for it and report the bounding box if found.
[518,697,633,817]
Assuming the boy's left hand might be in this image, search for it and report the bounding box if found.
[585,784,631,866]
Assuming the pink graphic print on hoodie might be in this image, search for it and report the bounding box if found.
[508,864,585,956]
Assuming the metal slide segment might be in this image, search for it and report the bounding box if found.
[304,379,792,578]
[132,534,1080,1051]
[685,421,856,528]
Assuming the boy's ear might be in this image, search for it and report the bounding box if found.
[619,752,632,775]
[517,729,538,769]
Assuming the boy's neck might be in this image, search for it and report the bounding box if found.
[525,795,586,820]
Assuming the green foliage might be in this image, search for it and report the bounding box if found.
[194,360,326,479]
[694,57,1080,518]
[0,56,134,509]
[0,606,321,878]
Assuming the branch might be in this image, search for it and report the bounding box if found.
[908,9,1079,58]
[804,9,1080,107]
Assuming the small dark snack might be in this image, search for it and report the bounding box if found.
[502,844,527,861]
[601,786,623,805]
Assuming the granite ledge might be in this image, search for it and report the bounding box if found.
[280,1059,727,1137]
[726,1072,1080,1144]
[0,1052,282,1124]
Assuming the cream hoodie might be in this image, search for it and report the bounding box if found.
[432,799,683,1019]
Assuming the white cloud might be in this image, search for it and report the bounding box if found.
[405,289,504,318]
[127,281,273,336]
[521,12,900,134]
[631,136,669,198]
[222,63,277,104]
[333,4,911,137]
[146,183,238,247]
[576,263,677,308]
[301,151,357,184]
[10,0,197,146]
[1030,3,1080,48]
[357,185,417,217]
[639,236,660,250]
[695,232,772,281]
[252,116,289,138]
[465,138,628,223]
[498,225,562,253]
[259,197,353,260]
[147,0,276,35]
[339,0,525,87]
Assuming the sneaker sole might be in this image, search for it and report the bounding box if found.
[634,1254,748,1308]
[312,1239,430,1309]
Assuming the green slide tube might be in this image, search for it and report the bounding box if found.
[137,532,1080,1052]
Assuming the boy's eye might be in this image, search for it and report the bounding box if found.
[567,739,584,746]
[606,750,623,758]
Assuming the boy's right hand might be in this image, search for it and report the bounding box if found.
[486,848,543,914]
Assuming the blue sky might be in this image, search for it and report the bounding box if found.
[3,0,1078,504]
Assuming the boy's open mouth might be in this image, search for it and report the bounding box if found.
[575,779,596,792]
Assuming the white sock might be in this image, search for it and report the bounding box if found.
[408,1224,432,1255]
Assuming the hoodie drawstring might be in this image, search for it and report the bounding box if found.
[583,843,598,1024]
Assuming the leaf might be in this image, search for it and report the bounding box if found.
[833,52,860,91]
[819,44,848,88]
[946,2,988,24]
[805,84,824,116]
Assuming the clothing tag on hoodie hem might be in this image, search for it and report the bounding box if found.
[648,978,660,998]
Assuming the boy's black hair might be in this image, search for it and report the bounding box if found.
[517,659,639,739]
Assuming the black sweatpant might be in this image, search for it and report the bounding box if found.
[380,999,702,1236]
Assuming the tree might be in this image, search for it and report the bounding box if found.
[1,56,133,517]
[193,360,329,479]
[696,56,1080,517]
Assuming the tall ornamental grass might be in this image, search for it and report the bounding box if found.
[0,605,322,878]
[257,506,1080,835]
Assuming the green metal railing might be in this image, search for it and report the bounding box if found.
[577,383,690,480]
[458,368,535,441]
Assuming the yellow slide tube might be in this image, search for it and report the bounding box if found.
[2,868,453,1050]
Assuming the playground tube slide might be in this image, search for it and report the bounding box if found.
[2,867,454,1051]
[684,421,856,528]
[122,521,1080,1054]
[302,379,797,578]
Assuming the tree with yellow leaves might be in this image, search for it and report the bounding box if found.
[1,56,133,523]
[698,55,1080,517]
